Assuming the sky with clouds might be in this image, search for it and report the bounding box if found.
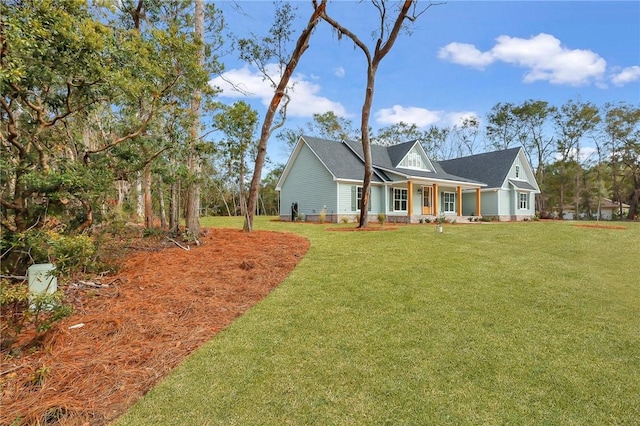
[211,1,640,166]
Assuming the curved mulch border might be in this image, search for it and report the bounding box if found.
[1,228,309,426]
[573,224,627,230]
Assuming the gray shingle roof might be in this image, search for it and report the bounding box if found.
[438,147,522,188]
[509,179,537,191]
[325,137,484,185]
[302,136,384,182]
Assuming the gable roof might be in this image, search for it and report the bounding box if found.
[342,138,482,185]
[301,136,385,182]
[438,147,522,188]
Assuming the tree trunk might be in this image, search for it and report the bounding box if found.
[169,178,179,234]
[136,174,144,223]
[143,162,153,228]
[358,63,377,228]
[321,0,415,228]
[244,0,327,232]
[185,0,204,238]
[159,176,167,229]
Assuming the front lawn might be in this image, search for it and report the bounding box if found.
[117,219,640,425]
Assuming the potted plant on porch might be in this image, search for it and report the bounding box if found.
[435,215,446,233]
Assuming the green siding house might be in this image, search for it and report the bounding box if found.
[276,136,539,223]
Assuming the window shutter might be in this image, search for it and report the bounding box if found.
[351,186,356,211]
[389,188,394,211]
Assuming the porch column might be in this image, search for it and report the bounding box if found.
[432,183,438,214]
[475,188,481,216]
[407,181,413,218]
[457,186,462,216]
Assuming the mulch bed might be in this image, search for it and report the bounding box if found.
[1,228,309,426]
[573,224,627,230]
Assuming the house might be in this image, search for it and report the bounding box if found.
[562,198,630,220]
[276,136,539,223]
[598,198,630,220]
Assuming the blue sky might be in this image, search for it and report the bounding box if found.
[210,1,640,166]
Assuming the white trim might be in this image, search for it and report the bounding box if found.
[442,191,456,213]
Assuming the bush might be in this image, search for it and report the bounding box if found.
[6,229,97,276]
[319,208,327,224]
[340,216,350,224]
[377,213,386,224]
[0,280,73,353]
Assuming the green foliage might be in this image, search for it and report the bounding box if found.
[0,280,73,352]
[6,230,97,276]
[377,212,386,224]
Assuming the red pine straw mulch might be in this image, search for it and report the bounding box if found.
[1,228,309,426]
[573,223,627,230]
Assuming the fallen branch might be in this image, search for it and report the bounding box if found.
[0,274,27,280]
[0,365,23,376]
[167,238,190,251]
[71,280,109,289]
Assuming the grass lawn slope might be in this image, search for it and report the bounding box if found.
[117,218,639,425]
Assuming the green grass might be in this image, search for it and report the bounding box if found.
[117,218,640,425]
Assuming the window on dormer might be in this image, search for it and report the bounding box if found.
[399,148,428,170]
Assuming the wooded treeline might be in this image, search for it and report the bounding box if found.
[1,1,638,277]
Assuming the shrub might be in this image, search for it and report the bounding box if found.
[8,230,97,276]
[340,216,350,224]
[319,208,327,224]
[377,213,386,224]
[0,280,73,353]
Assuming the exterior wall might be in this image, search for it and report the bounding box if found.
[461,192,478,216]
[335,183,385,222]
[279,143,337,220]
[480,191,499,216]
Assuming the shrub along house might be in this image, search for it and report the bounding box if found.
[276,136,539,223]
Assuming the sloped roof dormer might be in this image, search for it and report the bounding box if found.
[392,140,435,172]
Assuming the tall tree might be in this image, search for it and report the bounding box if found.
[320,0,434,227]
[554,99,600,219]
[513,100,557,212]
[278,111,357,152]
[214,101,259,218]
[373,122,425,146]
[603,102,640,219]
[242,0,327,232]
[185,0,205,239]
[485,102,523,151]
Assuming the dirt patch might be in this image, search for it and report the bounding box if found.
[327,225,399,232]
[574,224,627,230]
[1,228,309,426]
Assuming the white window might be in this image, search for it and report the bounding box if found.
[443,192,456,213]
[393,188,408,211]
[519,193,528,210]
[352,186,371,211]
[399,147,428,170]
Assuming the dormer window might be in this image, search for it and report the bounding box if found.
[399,146,429,171]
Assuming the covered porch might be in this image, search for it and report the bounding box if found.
[382,180,484,223]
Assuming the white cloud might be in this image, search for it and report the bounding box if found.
[439,33,607,86]
[333,66,345,78]
[611,66,640,86]
[375,105,443,127]
[446,111,480,127]
[209,64,348,118]
[437,42,494,69]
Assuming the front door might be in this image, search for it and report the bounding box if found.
[422,186,432,215]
